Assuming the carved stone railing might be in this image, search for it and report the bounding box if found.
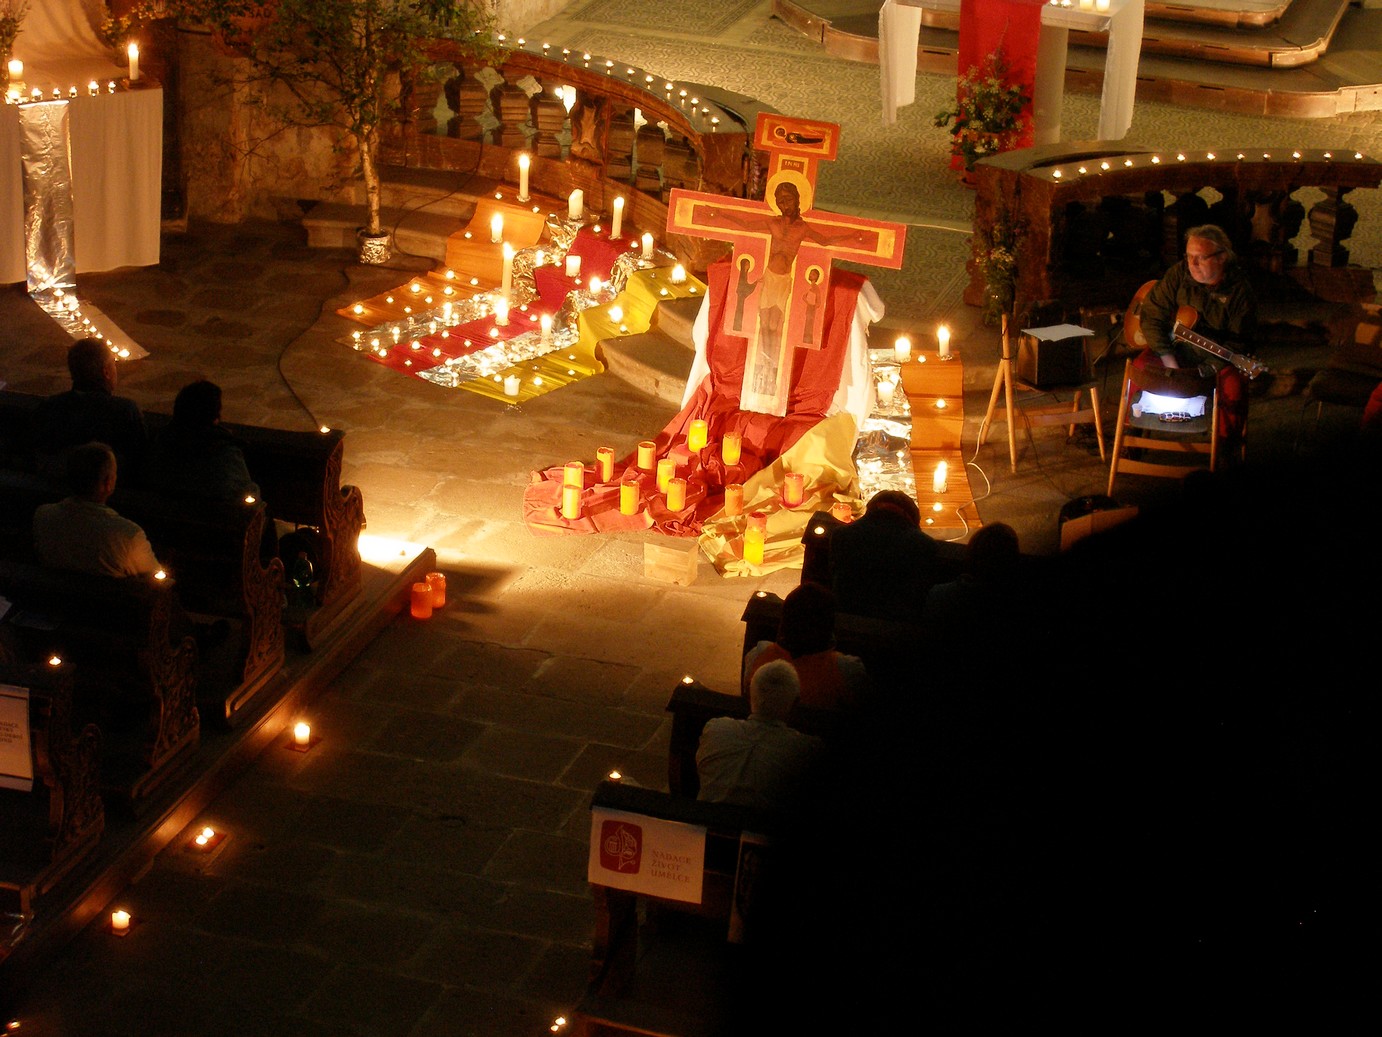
[969,142,1382,328]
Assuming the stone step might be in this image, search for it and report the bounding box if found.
[300,201,460,262]
[601,327,696,405]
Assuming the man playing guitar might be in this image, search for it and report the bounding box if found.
[1130,224,1255,452]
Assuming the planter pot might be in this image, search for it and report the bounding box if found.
[356,229,392,265]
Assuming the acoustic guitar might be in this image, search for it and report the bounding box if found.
[1122,279,1268,380]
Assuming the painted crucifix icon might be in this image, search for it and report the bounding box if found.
[668,114,905,416]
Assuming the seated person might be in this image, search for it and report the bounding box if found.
[697,660,823,813]
[828,490,945,624]
[1134,224,1253,452]
[33,337,147,478]
[32,442,164,579]
[921,522,1022,644]
[144,380,261,503]
[743,581,869,711]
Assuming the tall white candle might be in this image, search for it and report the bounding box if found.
[568,189,584,220]
[127,43,140,83]
[517,153,530,201]
[937,324,951,358]
[894,335,911,362]
[501,243,515,297]
[611,196,624,239]
[490,213,503,244]
[494,297,509,326]
[933,461,949,495]
[540,314,553,343]
[641,232,654,260]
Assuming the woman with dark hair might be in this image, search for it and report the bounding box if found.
[742,581,869,711]
[145,380,260,503]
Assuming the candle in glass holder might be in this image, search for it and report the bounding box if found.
[687,419,708,453]
[411,582,434,619]
[937,324,951,358]
[721,432,742,466]
[561,483,582,520]
[657,457,676,493]
[293,721,311,747]
[111,909,131,934]
[933,460,949,494]
[641,232,654,260]
[637,440,656,470]
[568,189,584,220]
[490,212,503,243]
[427,571,447,607]
[783,472,806,507]
[517,153,531,201]
[611,196,624,239]
[894,335,911,362]
[666,477,687,511]
[563,461,585,487]
[565,254,582,278]
[747,510,768,533]
[620,480,639,515]
[596,446,615,481]
[743,527,765,565]
[724,483,744,516]
[830,502,853,523]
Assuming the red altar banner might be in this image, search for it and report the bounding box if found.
[954,0,1044,170]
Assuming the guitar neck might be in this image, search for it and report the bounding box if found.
[1175,324,1232,362]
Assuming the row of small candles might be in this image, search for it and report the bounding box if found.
[4,44,139,103]
[1045,149,1369,180]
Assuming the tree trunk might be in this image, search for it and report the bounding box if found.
[360,124,382,237]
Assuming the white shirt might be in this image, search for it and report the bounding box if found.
[32,497,163,579]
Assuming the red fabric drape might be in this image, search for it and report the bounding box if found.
[953,0,1043,170]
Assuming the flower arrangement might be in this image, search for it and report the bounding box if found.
[0,1,28,67]
[933,48,1031,173]
[974,205,1025,325]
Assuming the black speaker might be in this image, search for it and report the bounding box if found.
[1016,332,1088,389]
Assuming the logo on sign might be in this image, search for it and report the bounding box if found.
[600,820,642,873]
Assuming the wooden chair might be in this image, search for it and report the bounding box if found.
[1106,356,1222,495]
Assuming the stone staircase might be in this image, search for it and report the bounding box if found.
[599,296,702,406]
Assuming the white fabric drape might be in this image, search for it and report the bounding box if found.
[879,0,924,126]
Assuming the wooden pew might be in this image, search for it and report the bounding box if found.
[0,559,200,811]
[0,652,105,918]
[572,779,772,1037]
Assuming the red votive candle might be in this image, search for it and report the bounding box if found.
[410,582,433,619]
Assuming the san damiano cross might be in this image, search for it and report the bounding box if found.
[667,114,906,416]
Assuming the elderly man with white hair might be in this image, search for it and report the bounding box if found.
[695,659,824,812]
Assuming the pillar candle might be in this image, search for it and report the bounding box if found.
[490,212,503,243]
[937,324,951,358]
[540,313,553,344]
[7,59,21,80]
[504,374,521,397]
[1096,0,1110,10]
[642,232,654,260]
[611,196,624,239]
[596,446,615,482]
[620,481,639,515]
[687,420,708,453]
[666,477,687,512]
[721,432,742,466]
[494,297,509,326]
[830,502,853,523]
[569,189,584,220]
[933,461,949,494]
[563,461,585,487]
[877,380,895,406]
[656,457,676,493]
[637,440,656,470]
[517,153,531,200]
[127,43,140,83]
[589,276,602,294]
[501,243,515,297]
[743,527,765,566]
[565,254,581,278]
[670,264,687,284]
[894,335,911,362]
[562,483,582,520]
[783,472,806,508]
[427,571,447,607]
[411,582,434,619]
[293,721,311,747]
[724,483,744,516]
[111,910,131,933]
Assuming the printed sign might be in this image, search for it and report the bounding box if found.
[588,807,706,904]
[0,683,34,793]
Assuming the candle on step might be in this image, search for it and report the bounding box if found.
[568,189,584,220]
[877,380,895,406]
[687,419,708,453]
[666,477,687,512]
[620,480,639,515]
[933,461,949,495]
[127,42,139,83]
[657,457,676,494]
[565,254,581,279]
[494,297,509,326]
[721,432,742,466]
[724,483,744,517]
[670,264,687,284]
[637,440,656,470]
[564,461,585,487]
[597,446,615,482]
[743,527,765,566]
[611,196,624,239]
[411,582,433,619]
[642,232,654,260]
[501,243,515,297]
[293,721,311,747]
[894,335,911,362]
[1096,0,1109,10]
[831,502,853,523]
[783,472,805,508]
[504,374,521,397]
[562,483,582,520]
[111,910,131,933]
[427,571,446,607]
[540,313,553,343]
[490,212,503,244]
[937,324,951,358]
[517,153,531,201]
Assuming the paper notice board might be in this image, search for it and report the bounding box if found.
[588,807,706,904]
[0,683,34,793]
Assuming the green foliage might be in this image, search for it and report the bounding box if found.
[933,48,1031,172]
[0,0,29,60]
[975,205,1025,326]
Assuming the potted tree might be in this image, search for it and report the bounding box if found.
[111,0,501,263]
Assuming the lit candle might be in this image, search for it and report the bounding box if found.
[830,502,853,523]
[411,582,434,619]
[7,59,20,80]
[637,440,656,470]
[783,472,806,508]
[721,432,742,466]
[1096,0,1110,10]
[937,324,951,358]
[501,243,515,297]
[568,189,584,220]
[666,477,687,512]
[564,460,585,487]
[517,153,530,201]
[589,276,602,294]
[490,212,503,244]
[620,481,639,515]
[88,80,99,96]
[894,335,911,362]
[504,374,521,397]
[611,196,624,239]
[670,264,687,284]
[743,527,765,566]
[494,297,509,326]
[641,232,654,260]
[427,571,446,607]
[565,254,581,278]
[933,461,949,494]
[687,419,708,453]
[747,511,768,533]
[596,446,615,481]
[656,457,676,494]
[724,483,744,517]
[1079,0,1093,8]
[293,722,311,747]
[127,42,140,83]
[540,313,553,343]
[111,910,131,933]
[877,380,895,406]
[561,483,582,520]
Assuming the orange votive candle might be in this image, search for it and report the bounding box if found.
[724,483,744,517]
[620,481,639,515]
[596,446,615,482]
[687,419,708,453]
[427,571,447,607]
[783,472,805,507]
[747,510,768,533]
[666,477,687,511]
[562,483,582,520]
[410,582,433,619]
[656,457,676,494]
[830,502,853,523]
[721,432,742,466]
[564,461,585,487]
[637,440,656,470]
[743,527,765,565]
